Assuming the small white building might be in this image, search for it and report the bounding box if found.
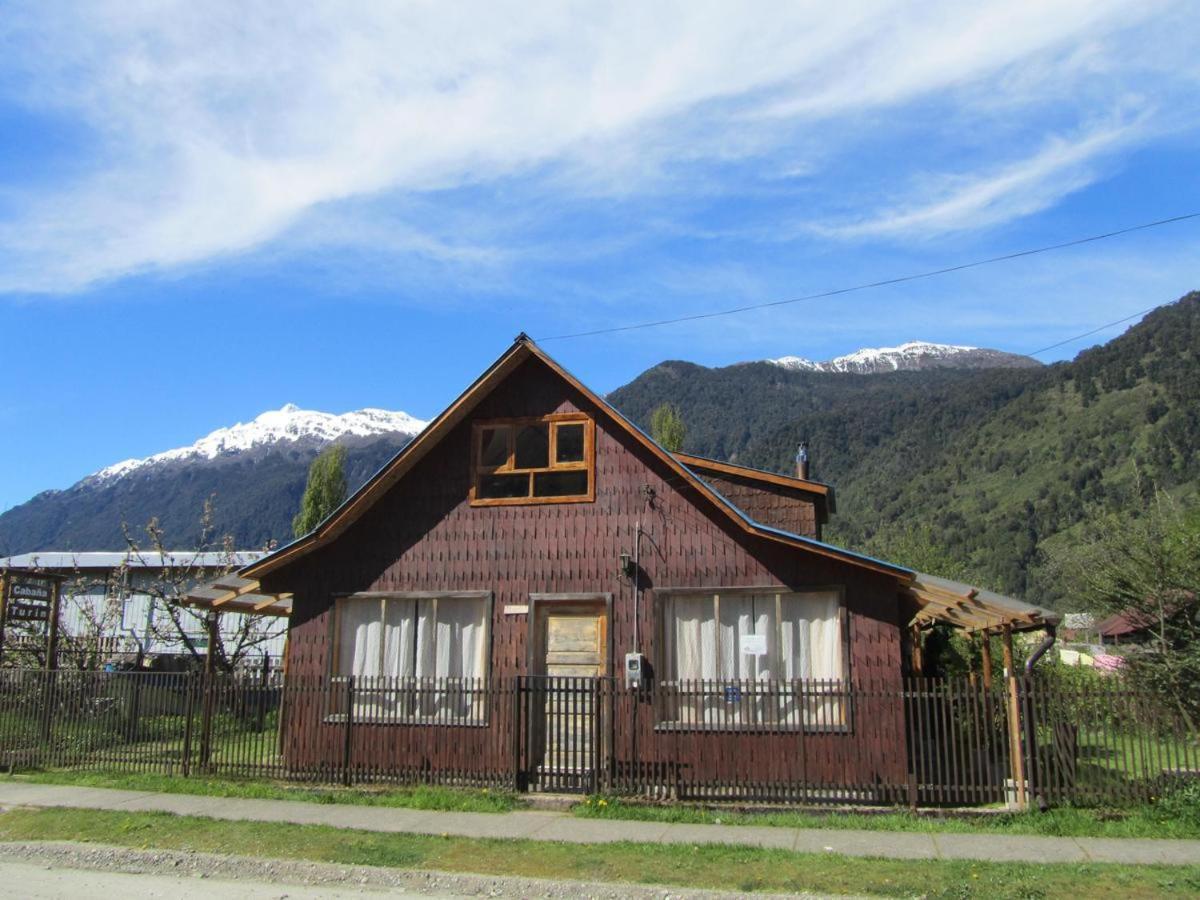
[0,551,287,665]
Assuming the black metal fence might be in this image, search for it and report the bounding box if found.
[0,669,1195,807]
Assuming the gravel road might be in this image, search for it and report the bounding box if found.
[0,841,828,899]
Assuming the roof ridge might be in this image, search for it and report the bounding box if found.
[242,338,905,580]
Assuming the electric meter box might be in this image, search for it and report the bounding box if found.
[624,652,646,688]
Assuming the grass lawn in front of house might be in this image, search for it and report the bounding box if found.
[573,795,1200,839]
[0,807,1197,898]
[9,770,521,813]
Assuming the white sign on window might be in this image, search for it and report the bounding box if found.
[740,633,767,656]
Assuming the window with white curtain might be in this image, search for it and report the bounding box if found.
[660,590,846,729]
[334,593,490,723]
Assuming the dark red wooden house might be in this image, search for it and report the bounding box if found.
[220,336,1057,798]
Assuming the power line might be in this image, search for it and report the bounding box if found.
[536,212,1200,342]
[1025,305,1161,357]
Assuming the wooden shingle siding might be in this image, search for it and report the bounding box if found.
[264,357,906,788]
[693,471,821,539]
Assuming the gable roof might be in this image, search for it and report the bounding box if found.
[674,452,836,517]
[242,336,911,581]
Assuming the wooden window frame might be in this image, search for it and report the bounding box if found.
[469,413,596,507]
[651,585,852,734]
[327,590,494,727]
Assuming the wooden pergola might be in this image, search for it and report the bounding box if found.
[905,572,1060,636]
[903,572,1061,812]
[183,575,293,618]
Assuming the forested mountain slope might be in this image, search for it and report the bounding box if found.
[608,292,1199,602]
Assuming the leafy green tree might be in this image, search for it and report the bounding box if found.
[293,445,347,538]
[856,525,978,677]
[649,403,686,452]
[1051,489,1200,720]
[857,524,971,582]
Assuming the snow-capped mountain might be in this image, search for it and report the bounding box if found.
[1,403,429,555]
[765,341,1040,374]
[94,404,428,481]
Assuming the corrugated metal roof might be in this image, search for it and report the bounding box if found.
[0,551,266,570]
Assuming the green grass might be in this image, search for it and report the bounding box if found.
[0,807,1196,898]
[9,770,521,813]
[573,796,1200,839]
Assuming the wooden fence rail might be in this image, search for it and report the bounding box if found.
[0,669,1194,808]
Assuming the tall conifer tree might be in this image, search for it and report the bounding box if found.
[293,444,347,538]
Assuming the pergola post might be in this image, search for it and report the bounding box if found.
[1002,627,1027,810]
[967,633,977,686]
[980,632,994,690]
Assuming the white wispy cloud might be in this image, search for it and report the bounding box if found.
[813,115,1148,239]
[0,1,1188,293]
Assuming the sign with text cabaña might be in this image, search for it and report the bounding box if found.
[6,578,53,622]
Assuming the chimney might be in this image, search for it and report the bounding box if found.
[795,441,810,480]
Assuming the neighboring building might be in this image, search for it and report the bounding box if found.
[1060,612,1097,643]
[1,550,285,664]
[187,336,1058,793]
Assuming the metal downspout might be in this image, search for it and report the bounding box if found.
[1024,625,1057,674]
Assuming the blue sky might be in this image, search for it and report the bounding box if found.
[1,2,1199,514]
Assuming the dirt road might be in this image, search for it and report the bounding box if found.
[1,858,470,898]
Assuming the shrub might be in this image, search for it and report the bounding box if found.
[1155,779,1200,827]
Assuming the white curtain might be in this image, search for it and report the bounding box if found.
[663,591,844,727]
[432,597,488,719]
[779,591,844,727]
[414,598,436,679]
[338,598,382,678]
[779,592,842,680]
[670,596,717,681]
[718,594,775,682]
[337,595,489,722]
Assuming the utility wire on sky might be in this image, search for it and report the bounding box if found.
[1024,305,1164,357]
[536,212,1200,343]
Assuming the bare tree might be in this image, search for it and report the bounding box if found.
[121,496,283,672]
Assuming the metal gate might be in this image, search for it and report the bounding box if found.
[517,676,608,792]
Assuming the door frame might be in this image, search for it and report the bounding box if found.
[523,593,613,791]
[527,593,613,677]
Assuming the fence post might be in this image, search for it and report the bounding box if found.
[256,652,269,733]
[511,677,522,792]
[1002,628,1027,810]
[126,648,145,743]
[198,615,219,772]
[606,677,616,794]
[38,668,55,752]
[181,670,196,777]
[342,676,354,787]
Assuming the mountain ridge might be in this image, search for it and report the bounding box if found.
[0,305,1194,597]
[0,405,427,555]
[93,404,428,482]
[763,341,1041,374]
[609,292,1199,603]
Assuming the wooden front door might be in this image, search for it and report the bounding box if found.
[532,601,607,785]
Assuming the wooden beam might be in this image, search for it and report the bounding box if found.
[672,453,831,495]
[252,592,293,612]
[210,579,262,607]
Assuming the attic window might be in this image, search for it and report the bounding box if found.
[471,414,594,505]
